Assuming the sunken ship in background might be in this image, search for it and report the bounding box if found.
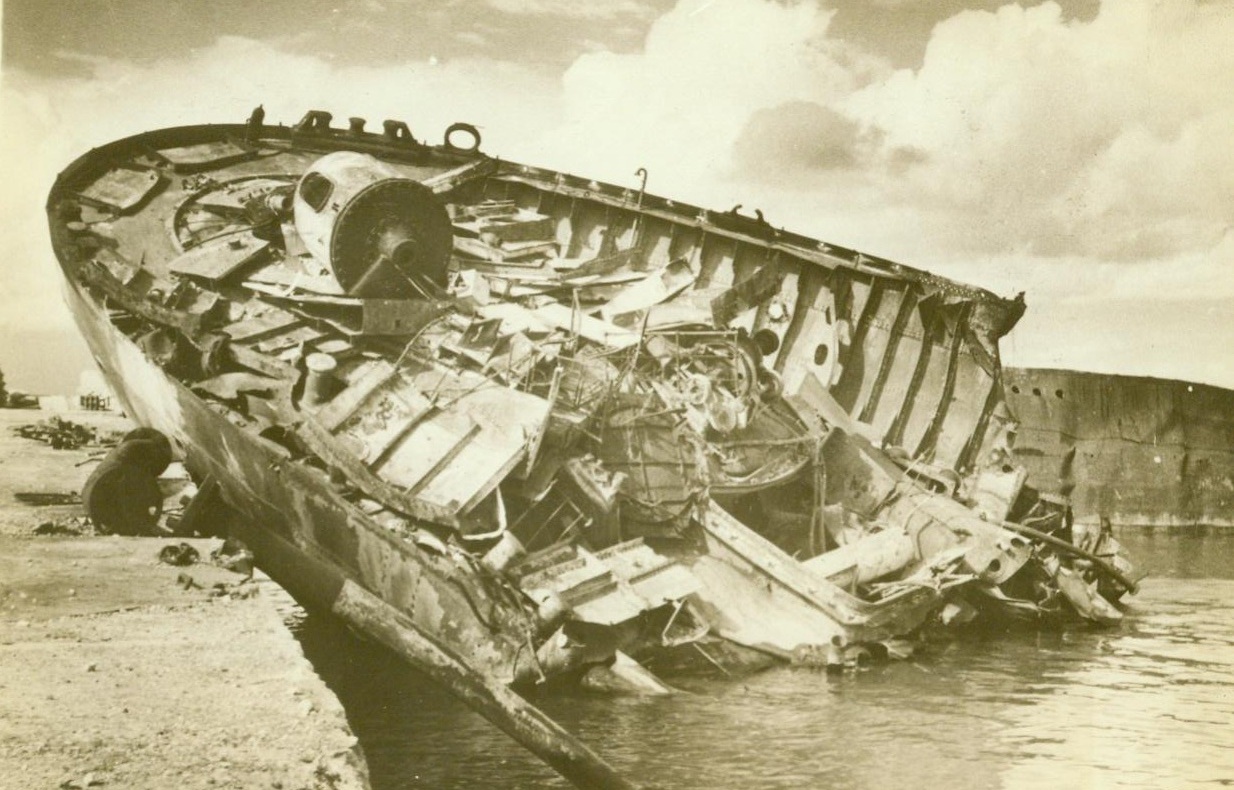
[1007,368,1234,529]
[47,108,1140,691]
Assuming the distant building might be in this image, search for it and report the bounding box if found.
[75,369,117,411]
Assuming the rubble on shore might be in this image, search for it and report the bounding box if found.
[0,409,370,790]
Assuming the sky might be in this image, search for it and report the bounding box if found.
[1,0,1231,394]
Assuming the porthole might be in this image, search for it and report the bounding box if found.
[813,344,829,366]
[752,328,780,356]
[298,172,334,213]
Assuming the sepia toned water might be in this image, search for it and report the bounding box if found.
[291,529,1234,789]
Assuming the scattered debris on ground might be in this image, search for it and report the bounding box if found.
[14,491,81,506]
[158,541,200,566]
[32,516,92,536]
[13,416,101,450]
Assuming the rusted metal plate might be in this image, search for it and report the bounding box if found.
[169,233,269,283]
[222,307,300,343]
[711,265,783,327]
[407,386,549,514]
[333,376,436,465]
[594,539,698,605]
[158,141,256,172]
[361,299,446,336]
[77,167,163,213]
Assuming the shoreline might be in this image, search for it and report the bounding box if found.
[0,408,370,790]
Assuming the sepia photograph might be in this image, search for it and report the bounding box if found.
[1,1,1232,788]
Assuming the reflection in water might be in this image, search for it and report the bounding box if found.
[290,530,1234,789]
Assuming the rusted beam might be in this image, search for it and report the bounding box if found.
[914,303,972,460]
[832,279,885,412]
[331,580,638,790]
[857,286,918,425]
[884,312,941,449]
[772,268,824,376]
[955,374,1004,475]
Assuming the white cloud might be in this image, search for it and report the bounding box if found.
[842,1,1234,262]
[522,0,888,204]
[3,0,1232,388]
[0,36,562,335]
[455,30,490,47]
[482,0,655,19]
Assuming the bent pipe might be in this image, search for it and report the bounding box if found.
[998,520,1139,595]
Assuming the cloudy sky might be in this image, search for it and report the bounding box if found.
[2,0,1232,393]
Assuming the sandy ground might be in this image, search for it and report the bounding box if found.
[0,408,370,790]
[0,409,132,538]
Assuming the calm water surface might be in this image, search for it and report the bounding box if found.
[292,529,1234,789]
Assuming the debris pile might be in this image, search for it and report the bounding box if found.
[47,114,1148,788]
[32,516,92,536]
[53,127,1143,699]
[14,417,98,450]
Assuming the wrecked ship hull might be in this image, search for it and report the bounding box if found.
[62,273,537,679]
[48,110,1138,785]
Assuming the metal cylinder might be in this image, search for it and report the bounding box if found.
[302,352,339,407]
[480,531,526,573]
[292,151,453,298]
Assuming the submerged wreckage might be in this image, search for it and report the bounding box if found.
[49,109,1139,786]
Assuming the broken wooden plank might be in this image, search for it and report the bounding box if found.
[450,199,517,221]
[475,301,555,336]
[246,255,344,296]
[455,210,554,244]
[372,374,552,515]
[222,308,300,343]
[225,340,294,378]
[412,418,533,514]
[423,159,498,195]
[483,332,541,385]
[532,302,640,349]
[335,379,437,466]
[401,422,483,497]
[454,235,558,264]
[296,417,460,526]
[253,325,325,355]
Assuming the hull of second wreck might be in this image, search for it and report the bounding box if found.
[62,275,532,683]
[1007,368,1234,528]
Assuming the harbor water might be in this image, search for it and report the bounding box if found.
[291,529,1234,789]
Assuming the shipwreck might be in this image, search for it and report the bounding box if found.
[47,109,1139,788]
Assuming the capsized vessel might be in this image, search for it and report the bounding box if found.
[48,108,1139,786]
